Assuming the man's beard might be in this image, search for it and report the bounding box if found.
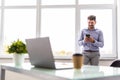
[89,25,94,29]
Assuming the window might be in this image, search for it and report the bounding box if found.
[3,9,36,47]
[5,0,36,6]
[0,0,36,54]
[40,0,116,58]
[41,0,75,5]
[80,9,114,58]
[79,0,114,4]
[41,8,75,56]
[0,0,117,59]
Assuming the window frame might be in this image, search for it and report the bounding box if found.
[0,0,117,59]
[39,0,117,59]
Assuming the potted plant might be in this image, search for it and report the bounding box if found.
[7,39,28,66]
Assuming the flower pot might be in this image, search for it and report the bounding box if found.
[13,54,24,66]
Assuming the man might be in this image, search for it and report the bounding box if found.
[78,15,104,65]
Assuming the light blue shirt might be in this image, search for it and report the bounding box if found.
[78,28,104,51]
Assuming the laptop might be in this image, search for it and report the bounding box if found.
[25,37,73,69]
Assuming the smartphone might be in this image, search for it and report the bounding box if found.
[86,34,90,38]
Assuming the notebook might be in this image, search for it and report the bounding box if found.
[25,37,73,69]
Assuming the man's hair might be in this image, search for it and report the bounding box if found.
[88,15,96,21]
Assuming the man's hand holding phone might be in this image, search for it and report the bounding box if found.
[84,34,95,43]
[86,34,90,38]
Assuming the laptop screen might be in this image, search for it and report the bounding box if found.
[26,37,56,69]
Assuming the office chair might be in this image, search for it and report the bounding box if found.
[110,60,120,67]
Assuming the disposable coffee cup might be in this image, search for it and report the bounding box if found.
[72,53,83,69]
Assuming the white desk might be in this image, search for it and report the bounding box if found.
[1,63,120,80]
